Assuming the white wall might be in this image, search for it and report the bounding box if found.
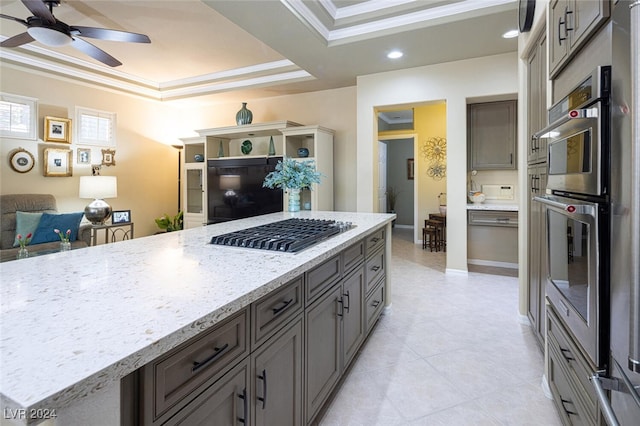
[357,52,519,272]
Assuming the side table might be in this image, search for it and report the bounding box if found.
[90,222,134,246]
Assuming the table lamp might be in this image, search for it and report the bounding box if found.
[79,176,118,224]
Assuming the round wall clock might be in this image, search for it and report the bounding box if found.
[519,0,535,33]
[9,148,35,173]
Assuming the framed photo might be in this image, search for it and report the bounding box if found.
[102,148,116,166]
[44,148,72,177]
[77,148,91,165]
[44,116,72,143]
[407,158,414,180]
[112,210,131,224]
[9,148,35,173]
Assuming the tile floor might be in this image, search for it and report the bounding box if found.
[318,228,562,425]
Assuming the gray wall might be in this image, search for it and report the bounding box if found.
[385,138,414,226]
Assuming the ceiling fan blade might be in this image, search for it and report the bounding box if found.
[1,32,35,47]
[71,37,121,67]
[21,0,56,24]
[0,14,29,26]
[71,26,150,43]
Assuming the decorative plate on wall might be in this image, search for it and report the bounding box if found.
[9,148,35,173]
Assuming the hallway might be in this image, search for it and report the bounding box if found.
[318,228,561,425]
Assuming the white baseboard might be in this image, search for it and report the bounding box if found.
[393,224,413,229]
[445,268,468,276]
[468,259,518,269]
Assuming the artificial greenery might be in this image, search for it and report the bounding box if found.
[155,211,183,232]
[386,187,401,212]
[263,158,322,190]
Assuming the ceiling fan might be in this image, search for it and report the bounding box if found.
[0,0,150,67]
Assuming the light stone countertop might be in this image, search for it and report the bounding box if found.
[0,211,394,417]
[466,202,519,211]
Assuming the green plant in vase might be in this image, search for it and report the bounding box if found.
[155,211,184,232]
[263,158,322,212]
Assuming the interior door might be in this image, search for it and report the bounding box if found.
[377,141,387,213]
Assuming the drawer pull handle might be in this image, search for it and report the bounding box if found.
[560,348,575,361]
[238,388,247,424]
[258,369,267,409]
[272,298,294,315]
[560,398,577,416]
[372,300,380,308]
[337,297,344,317]
[191,343,229,373]
[371,265,381,272]
[343,291,350,313]
[370,237,381,243]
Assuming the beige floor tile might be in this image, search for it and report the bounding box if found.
[317,227,561,426]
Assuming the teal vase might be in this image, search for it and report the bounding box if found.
[268,136,276,156]
[236,102,253,125]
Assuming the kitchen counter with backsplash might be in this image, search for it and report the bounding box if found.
[466,202,519,211]
[0,211,394,425]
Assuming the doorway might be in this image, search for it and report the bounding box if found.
[378,137,415,237]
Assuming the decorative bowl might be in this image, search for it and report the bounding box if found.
[468,192,486,203]
[194,154,204,162]
[241,140,253,155]
[297,147,309,158]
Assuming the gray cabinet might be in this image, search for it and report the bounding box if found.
[252,318,303,426]
[549,0,610,78]
[527,164,547,347]
[305,284,342,423]
[527,31,548,164]
[467,100,517,170]
[165,359,249,426]
[341,267,365,370]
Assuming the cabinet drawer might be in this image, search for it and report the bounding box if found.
[365,278,385,333]
[547,306,599,420]
[144,308,249,422]
[251,276,303,347]
[364,228,385,257]
[468,210,518,227]
[306,254,341,305]
[364,247,385,295]
[342,240,364,275]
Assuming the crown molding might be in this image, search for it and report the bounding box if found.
[1,37,313,102]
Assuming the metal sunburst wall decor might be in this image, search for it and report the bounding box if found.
[421,136,447,180]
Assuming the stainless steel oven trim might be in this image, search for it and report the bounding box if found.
[534,194,603,366]
[542,102,605,196]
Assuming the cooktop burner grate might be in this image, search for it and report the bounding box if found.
[209,218,353,252]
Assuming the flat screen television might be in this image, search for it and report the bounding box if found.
[207,156,283,224]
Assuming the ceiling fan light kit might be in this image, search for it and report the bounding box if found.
[1,0,151,66]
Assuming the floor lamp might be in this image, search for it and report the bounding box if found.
[172,144,183,213]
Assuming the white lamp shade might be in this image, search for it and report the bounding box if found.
[79,176,118,199]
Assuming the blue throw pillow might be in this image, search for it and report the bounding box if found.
[13,211,43,247]
[30,212,84,244]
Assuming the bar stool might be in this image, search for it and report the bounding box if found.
[428,214,446,252]
[423,220,439,252]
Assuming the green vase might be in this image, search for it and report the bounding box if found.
[218,140,224,157]
[268,136,276,156]
[235,102,253,125]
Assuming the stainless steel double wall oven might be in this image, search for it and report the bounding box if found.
[534,66,611,368]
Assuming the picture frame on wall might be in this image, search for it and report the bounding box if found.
[44,116,72,143]
[112,210,131,224]
[407,158,414,180]
[77,148,91,165]
[9,148,35,173]
[101,148,115,166]
[44,148,72,177]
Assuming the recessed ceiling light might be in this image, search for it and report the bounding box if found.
[387,50,403,59]
[502,29,519,39]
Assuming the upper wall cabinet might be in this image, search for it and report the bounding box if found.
[467,100,517,171]
[549,0,610,78]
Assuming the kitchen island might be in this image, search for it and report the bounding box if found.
[0,211,394,425]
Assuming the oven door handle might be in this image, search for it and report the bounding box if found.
[533,195,596,216]
[533,107,599,139]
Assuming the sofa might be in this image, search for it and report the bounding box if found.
[0,194,91,262]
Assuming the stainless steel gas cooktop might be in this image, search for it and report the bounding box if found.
[209,218,354,252]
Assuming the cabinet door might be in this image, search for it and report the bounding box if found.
[184,164,206,229]
[527,31,548,164]
[165,359,249,426]
[305,285,342,423]
[342,268,365,370]
[468,101,517,170]
[252,318,303,426]
[527,165,547,346]
[549,0,570,78]
[569,0,610,52]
